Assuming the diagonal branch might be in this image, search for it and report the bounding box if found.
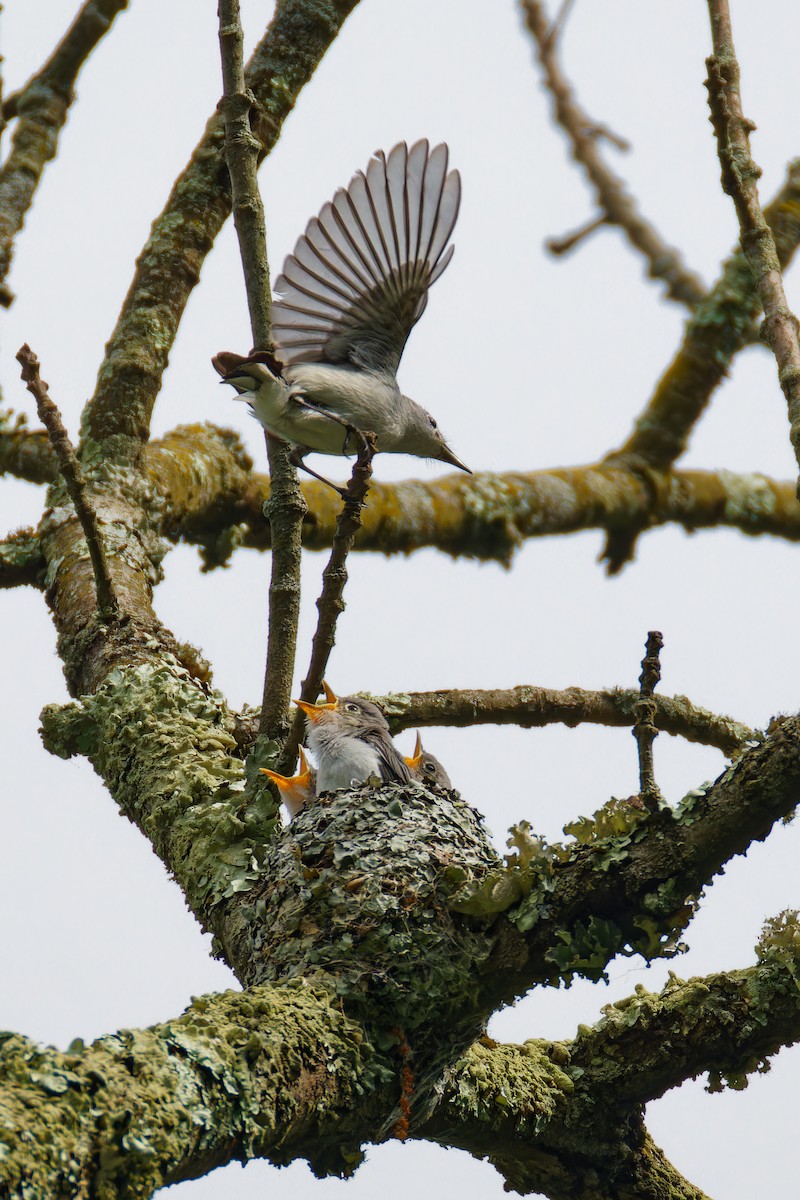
[522,0,706,307]
[607,158,800,476]
[0,0,130,304]
[216,0,306,747]
[281,436,376,772]
[705,0,800,490]
[79,0,362,468]
[17,344,119,620]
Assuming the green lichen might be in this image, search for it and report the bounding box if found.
[241,783,500,1052]
[39,655,276,921]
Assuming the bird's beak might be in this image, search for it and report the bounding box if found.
[438,443,472,473]
[260,745,312,789]
[295,746,313,787]
[294,682,338,723]
[404,730,424,771]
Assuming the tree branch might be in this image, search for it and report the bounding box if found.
[0,982,389,1195]
[0,0,130,304]
[79,0,361,468]
[377,682,753,757]
[522,0,706,307]
[608,158,800,475]
[139,433,800,565]
[633,630,664,811]
[468,713,800,1014]
[17,344,119,620]
[705,0,800,490]
[216,0,307,749]
[282,436,376,771]
[0,528,44,589]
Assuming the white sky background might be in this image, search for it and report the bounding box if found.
[2,0,799,1196]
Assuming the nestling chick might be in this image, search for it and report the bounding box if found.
[294,682,411,793]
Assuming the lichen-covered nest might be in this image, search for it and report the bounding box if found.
[244,782,501,1036]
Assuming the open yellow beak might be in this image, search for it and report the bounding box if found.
[404,730,424,771]
[260,746,312,789]
[293,680,338,723]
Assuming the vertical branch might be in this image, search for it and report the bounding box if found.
[216,0,306,746]
[633,631,663,812]
[16,345,119,621]
[705,0,800,493]
[280,437,375,772]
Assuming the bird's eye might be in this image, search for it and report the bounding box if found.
[345,703,360,713]
[424,761,435,773]
[428,416,438,429]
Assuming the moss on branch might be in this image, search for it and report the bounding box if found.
[0,983,387,1197]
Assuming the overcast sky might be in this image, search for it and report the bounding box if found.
[3,2,800,1197]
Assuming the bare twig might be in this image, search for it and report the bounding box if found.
[522,0,706,307]
[632,631,664,811]
[16,345,119,620]
[0,0,130,301]
[705,0,800,493]
[545,213,606,256]
[281,435,377,771]
[216,0,307,746]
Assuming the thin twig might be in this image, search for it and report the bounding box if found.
[522,0,706,307]
[281,435,376,772]
[546,213,606,256]
[216,0,306,745]
[632,631,664,811]
[705,0,800,494]
[0,0,130,300]
[16,345,119,620]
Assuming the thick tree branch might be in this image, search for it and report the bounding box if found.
[216,0,306,748]
[0,0,129,304]
[454,713,800,1017]
[705,1,800,488]
[140,434,800,565]
[0,528,44,588]
[0,409,56,481]
[13,419,800,562]
[0,983,390,1196]
[378,683,754,757]
[428,924,800,1197]
[522,0,706,307]
[427,1046,709,1200]
[608,158,800,475]
[79,0,361,467]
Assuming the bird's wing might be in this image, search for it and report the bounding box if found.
[359,727,413,784]
[272,140,461,376]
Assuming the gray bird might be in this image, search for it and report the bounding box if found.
[404,731,452,789]
[294,682,412,793]
[213,140,470,490]
[260,746,316,819]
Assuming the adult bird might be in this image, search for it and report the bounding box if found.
[294,682,412,794]
[213,140,469,491]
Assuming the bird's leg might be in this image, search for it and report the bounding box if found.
[288,445,350,499]
[287,395,375,501]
